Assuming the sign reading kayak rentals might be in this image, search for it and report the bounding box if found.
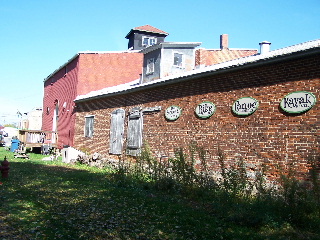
[232,97,259,116]
[165,105,182,121]
[280,91,316,113]
[195,101,216,118]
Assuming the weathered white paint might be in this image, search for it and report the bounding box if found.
[109,109,125,154]
[127,107,143,155]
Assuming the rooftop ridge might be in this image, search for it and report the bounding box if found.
[125,25,169,39]
[133,25,169,35]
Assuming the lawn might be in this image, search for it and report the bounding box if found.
[0,147,319,239]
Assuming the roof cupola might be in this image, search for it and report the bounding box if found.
[125,25,169,50]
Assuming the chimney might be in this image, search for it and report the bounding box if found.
[220,34,228,50]
[259,41,271,55]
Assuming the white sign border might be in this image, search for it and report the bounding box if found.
[165,105,182,121]
[232,97,259,116]
[280,91,316,114]
[195,101,216,119]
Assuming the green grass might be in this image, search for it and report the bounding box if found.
[0,147,319,239]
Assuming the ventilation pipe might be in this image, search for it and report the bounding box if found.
[259,41,271,55]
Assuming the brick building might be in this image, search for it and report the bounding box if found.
[42,25,257,149]
[42,25,170,148]
[42,51,143,148]
[74,39,320,180]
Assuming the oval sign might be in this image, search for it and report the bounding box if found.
[195,101,216,119]
[232,97,259,116]
[165,105,182,121]
[280,91,316,113]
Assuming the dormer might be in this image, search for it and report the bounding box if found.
[125,25,169,50]
[140,42,201,84]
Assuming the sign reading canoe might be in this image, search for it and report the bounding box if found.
[232,97,259,116]
[280,91,316,113]
[165,105,182,121]
[195,101,216,119]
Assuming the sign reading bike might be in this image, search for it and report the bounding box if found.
[232,97,259,116]
[280,91,316,113]
[195,101,216,119]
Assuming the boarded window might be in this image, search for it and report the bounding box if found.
[109,109,125,154]
[84,115,94,138]
[146,58,154,74]
[127,107,143,151]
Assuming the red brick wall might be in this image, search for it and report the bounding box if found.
[42,52,143,148]
[42,57,79,148]
[195,48,258,66]
[74,54,319,180]
[77,52,143,95]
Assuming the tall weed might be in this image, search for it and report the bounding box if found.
[217,148,253,197]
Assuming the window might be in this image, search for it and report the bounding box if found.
[127,108,143,152]
[142,37,156,47]
[109,109,125,154]
[84,115,94,138]
[173,52,183,67]
[150,38,156,45]
[146,58,154,74]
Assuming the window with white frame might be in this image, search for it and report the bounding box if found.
[173,52,183,67]
[146,58,154,74]
[142,37,156,47]
[84,115,94,138]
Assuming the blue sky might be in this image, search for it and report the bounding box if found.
[0,0,319,125]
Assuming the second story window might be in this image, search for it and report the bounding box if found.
[173,52,183,67]
[146,58,154,74]
[142,37,156,47]
[84,115,94,138]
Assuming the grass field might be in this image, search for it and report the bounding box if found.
[0,147,319,239]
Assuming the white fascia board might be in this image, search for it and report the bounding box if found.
[78,50,140,54]
[75,79,140,101]
[204,48,258,51]
[141,42,202,54]
[161,42,202,47]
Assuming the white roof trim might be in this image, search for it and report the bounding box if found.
[75,39,320,102]
[141,42,202,54]
[78,50,140,54]
[203,48,258,51]
[76,79,141,101]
